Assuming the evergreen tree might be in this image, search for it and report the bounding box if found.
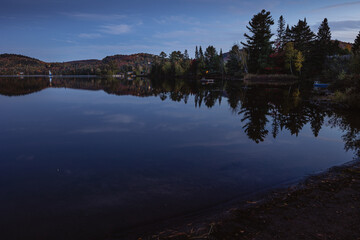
[242,9,274,73]
[159,51,167,59]
[184,49,189,60]
[195,46,199,59]
[291,18,315,54]
[317,18,331,44]
[198,46,206,74]
[199,46,204,60]
[226,44,243,75]
[291,18,315,75]
[204,46,220,73]
[353,31,360,55]
[169,51,183,63]
[284,24,293,43]
[315,18,332,72]
[219,48,224,74]
[276,15,286,49]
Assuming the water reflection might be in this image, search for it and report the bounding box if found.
[1,76,359,157]
[1,77,360,240]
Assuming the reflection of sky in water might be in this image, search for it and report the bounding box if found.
[0,87,356,240]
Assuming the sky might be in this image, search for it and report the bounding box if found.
[1,0,360,62]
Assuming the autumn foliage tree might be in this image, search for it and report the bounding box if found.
[284,42,304,75]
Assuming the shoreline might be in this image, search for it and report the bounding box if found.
[132,159,360,240]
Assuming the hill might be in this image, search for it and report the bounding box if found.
[335,40,352,52]
[0,54,48,75]
[0,53,156,76]
[102,53,155,74]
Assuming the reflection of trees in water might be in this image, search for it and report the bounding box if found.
[238,87,269,143]
[310,109,325,137]
[328,111,360,158]
[1,77,359,157]
[0,77,49,96]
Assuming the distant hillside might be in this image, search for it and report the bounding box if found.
[0,54,48,75]
[0,54,44,66]
[334,40,352,52]
[102,53,155,73]
[0,53,156,76]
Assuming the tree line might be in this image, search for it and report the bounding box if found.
[151,9,360,79]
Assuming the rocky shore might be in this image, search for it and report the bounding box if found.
[136,160,360,240]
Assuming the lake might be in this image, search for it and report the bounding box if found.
[1,77,359,240]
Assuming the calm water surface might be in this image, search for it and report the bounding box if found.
[0,77,359,239]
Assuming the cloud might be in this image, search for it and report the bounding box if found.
[154,30,202,39]
[103,114,134,124]
[73,127,130,134]
[312,20,360,42]
[83,110,105,115]
[99,24,131,35]
[51,38,77,44]
[332,30,359,42]
[154,15,200,25]
[78,33,102,39]
[65,12,126,21]
[329,20,360,30]
[313,1,360,11]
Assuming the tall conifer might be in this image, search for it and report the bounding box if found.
[276,15,286,49]
[353,31,360,55]
[242,9,274,73]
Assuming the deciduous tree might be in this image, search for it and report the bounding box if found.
[284,42,304,75]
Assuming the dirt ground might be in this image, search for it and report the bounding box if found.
[136,161,360,240]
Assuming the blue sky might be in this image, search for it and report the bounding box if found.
[1,0,360,62]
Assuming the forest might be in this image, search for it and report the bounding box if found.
[0,53,155,76]
[151,10,358,79]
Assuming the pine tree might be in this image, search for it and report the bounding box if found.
[226,44,242,76]
[353,31,360,55]
[159,52,167,64]
[276,15,286,49]
[199,46,204,60]
[315,18,332,72]
[291,18,315,54]
[291,18,315,75]
[159,51,167,59]
[204,46,220,73]
[219,48,224,74]
[195,46,199,59]
[241,9,274,73]
[317,18,331,44]
[184,49,189,60]
[284,24,292,43]
[197,46,206,74]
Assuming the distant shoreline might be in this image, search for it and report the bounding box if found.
[0,75,99,78]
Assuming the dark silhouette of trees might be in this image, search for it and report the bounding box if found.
[314,18,332,73]
[291,19,316,54]
[353,31,360,55]
[204,46,221,73]
[242,9,274,73]
[276,15,286,49]
[226,44,243,76]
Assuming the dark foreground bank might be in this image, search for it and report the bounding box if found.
[133,160,360,240]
